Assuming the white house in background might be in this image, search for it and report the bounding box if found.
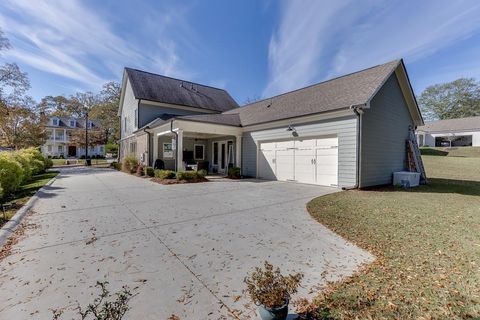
[416,116,480,147]
[41,117,106,158]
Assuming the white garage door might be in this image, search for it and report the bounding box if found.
[258,137,338,186]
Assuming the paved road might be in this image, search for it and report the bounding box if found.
[0,167,373,319]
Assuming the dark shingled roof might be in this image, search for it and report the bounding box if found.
[125,68,239,113]
[177,113,241,127]
[224,60,401,126]
[417,116,480,133]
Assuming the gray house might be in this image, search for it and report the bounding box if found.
[118,59,423,188]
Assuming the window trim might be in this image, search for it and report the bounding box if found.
[194,144,205,160]
[163,142,173,158]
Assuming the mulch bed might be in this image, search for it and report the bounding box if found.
[150,177,209,185]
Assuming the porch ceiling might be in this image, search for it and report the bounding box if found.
[152,119,242,137]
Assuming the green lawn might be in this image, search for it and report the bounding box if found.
[51,158,109,167]
[0,171,58,226]
[421,146,480,158]
[307,155,480,319]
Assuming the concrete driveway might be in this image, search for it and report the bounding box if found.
[0,167,373,319]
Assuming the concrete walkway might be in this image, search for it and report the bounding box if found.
[0,167,373,319]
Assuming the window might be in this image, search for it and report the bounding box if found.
[58,145,63,152]
[130,142,137,154]
[69,119,75,127]
[213,142,218,165]
[163,143,173,158]
[194,144,205,160]
[134,109,138,128]
[52,118,59,126]
[47,145,52,152]
[124,117,127,132]
[99,146,104,152]
[418,135,424,147]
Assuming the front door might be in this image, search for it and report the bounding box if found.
[68,145,77,157]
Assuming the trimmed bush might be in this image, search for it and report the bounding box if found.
[154,169,176,179]
[136,164,145,176]
[22,148,46,175]
[176,171,199,181]
[0,152,23,199]
[228,167,241,179]
[122,155,138,173]
[145,167,154,177]
[44,157,53,169]
[197,169,207,178]
[110,162,122,171]
[12,151,32,183]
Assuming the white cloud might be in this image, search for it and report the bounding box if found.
[0,0,194,91]
[264,0,480,97]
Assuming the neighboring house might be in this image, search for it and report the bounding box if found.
[118,59,423,188]
[416,116,480,147]
[41,117,105,158]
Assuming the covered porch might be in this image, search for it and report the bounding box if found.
[150,119,243,174]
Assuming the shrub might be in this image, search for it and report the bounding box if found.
[12,152,32,183]
[197,169,208,178]
[44,156,53,169]
[136,164,144,176]
[176,171,199,181]
[110,162,122,171]
[145,167,154,177]
[20,148,46,175]
[122,155,138,173]
[228,167,241,179]
[80,155,86,159]
[0,153,23,199]
[244,261,303,309]
[154,169,176,179]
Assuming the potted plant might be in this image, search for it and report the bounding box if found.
[244,261,303,320]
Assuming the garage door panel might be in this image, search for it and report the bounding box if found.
[294,147,315,184]
[276,149,294,181]
[258,137,338,186]
[316,138,338,147]
[258,149,276,180]
[295,139,315,148]
[276,140,294,149]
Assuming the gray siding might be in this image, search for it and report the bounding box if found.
[138,104,204,129]
[242,116,358,188]
[360,74,414,187]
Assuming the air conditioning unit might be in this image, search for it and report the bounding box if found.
[393,171,420,187]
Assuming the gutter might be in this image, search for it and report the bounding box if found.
[170,120,179,171]
[143,125,151,166]
[343,104,365,190]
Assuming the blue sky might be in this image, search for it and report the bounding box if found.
[1,0,480,105]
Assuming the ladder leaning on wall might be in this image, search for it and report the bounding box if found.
[406,126,427,184]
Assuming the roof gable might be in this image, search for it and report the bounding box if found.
[225,59,423,127]
[124,68,239,113]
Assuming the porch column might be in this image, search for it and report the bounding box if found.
[235,135,242,171]
[177,129,184,171]
[53,128,56,155]
[152,135,158,165]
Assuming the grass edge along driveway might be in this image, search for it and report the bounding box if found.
[306,155,480,319]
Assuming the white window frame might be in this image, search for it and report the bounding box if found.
[130,142,137,154]
[69,119,76,127]
[58,145,63,152]
[52,118,59,126]
[194,144,205,160]
[163,142,173,158]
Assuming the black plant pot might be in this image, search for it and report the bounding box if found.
[257,298,289,320]
[86,159,92,166]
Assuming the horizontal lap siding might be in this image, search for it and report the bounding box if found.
[242,116,358,187]
[361,74,414,187]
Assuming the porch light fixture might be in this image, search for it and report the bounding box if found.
[287,125,298,137]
